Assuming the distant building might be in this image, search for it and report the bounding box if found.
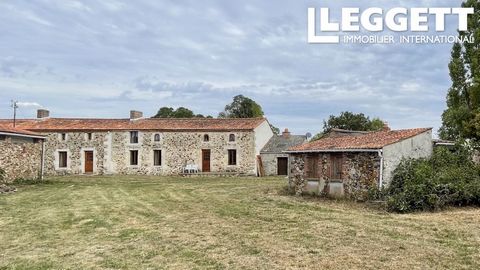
[0,126,45,182]
[0,109,273,176]
[286,127,433,199]
[260,129,306,176]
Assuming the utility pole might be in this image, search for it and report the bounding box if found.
[11,100,18,128]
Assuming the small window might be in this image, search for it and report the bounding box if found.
[154,134,161,142]
[130,150,138,165]
[228,149,237,165]
[130,131,139,144]
[229,134,235,142]
[87,133,93,140]
[203,134,209,142]
[0,135,6,141]
[59,151,67,168]
[61,133,66,141]
[153,150,162,166]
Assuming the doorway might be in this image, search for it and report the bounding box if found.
[84,151,94,173]
[277,157,288,175]
[202,149,211,172]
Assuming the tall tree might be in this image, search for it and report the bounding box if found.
[311,111,385,141]
[219,95,264,118]
[440,0,480,144]
[219,95,279,134]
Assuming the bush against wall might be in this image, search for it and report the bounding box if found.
[384,147,480,213]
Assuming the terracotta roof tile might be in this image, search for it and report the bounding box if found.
[287,128,432,152]
[0,124,45,137]
[0,118,267,132]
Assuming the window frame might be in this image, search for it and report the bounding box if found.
[203,134,209,142]
[130,150,139,166]
[229,134,235,142]
[153,150,162,166]
[60,133,67,141]
[87,133,93,141]
[154,133,161,142]
[228,149,237,165]
[58,151,68,168]
[130,131,139,144]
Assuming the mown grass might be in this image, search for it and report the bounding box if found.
[1,175,480,269]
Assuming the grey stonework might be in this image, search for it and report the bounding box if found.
[42,131,258,176]
[0,136,43,182]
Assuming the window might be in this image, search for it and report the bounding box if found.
[0,135,6,141]
[61,133,66,141]
[331,154,343,180]
[154,134,161,142]
[229,134,235,142]
[59,151,67,168]
[153,150,162,166]
[228,149,237,165]
[130,131,139,144]
[87,133,93,140]
[306,154,319,179]
[130,150,138,165]
[203,134,209,142]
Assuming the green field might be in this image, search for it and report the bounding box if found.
[1,176,479,269]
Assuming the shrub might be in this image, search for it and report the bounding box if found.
[385,147,480,213]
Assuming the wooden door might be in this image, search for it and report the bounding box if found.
[202,149,211,172]
[85,151,94,173]
[277,157,288,175]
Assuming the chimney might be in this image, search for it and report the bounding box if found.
[37,109,50,119]
[382,121,391,131]
[130,110,143,120]
[282,128,291,138]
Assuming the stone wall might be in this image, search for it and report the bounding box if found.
[260,153,289,176]
[382,130,432,186]
[0,136,43,182]
[43,132,107,175]
[42,130,257,176]
[288,152,380,200]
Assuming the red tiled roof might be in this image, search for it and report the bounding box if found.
[287,128,432,152]
[0,124,45,138]
[0,118,267,132]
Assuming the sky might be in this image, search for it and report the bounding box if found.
[0,0,465,136]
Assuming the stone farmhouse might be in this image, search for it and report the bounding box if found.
[0,126,45,182]
[0,109,273,177]
[260,128,307,176]
[285,127,433,199]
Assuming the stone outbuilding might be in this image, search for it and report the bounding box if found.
[0,110,273,176]
[0,125,45,182]
[285,127,433,200]
[260,129,306,176]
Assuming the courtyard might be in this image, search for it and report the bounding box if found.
[1,176,480,269]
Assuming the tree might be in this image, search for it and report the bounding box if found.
[219,95,264,118]
[323,112,384,132]
[152,107,211,118]
[219,95,279,134]
[311,111,385,141]
[439,0,480,144]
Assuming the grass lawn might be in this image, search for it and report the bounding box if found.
[1,176,480,269]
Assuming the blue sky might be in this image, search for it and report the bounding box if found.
[0,0,464,135]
